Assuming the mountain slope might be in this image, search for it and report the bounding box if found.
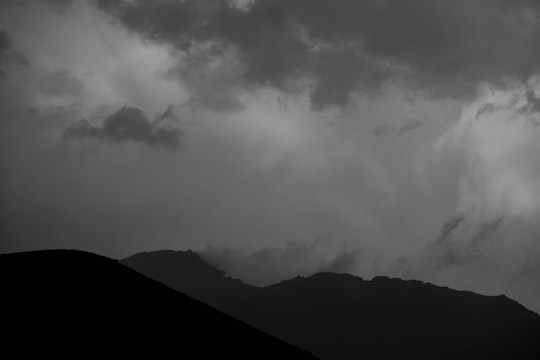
[123,250,540,360]
[122,250,259,312]
[0,250,317,359]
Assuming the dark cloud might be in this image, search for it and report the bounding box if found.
[309,47,394,108]
[96,0,540,108]
[165,44,245,112]
[398,118,425,134]
[436,213,466,244]
[44,0,76,9]
[0,28,30,79]
[520,90,540,113]
[373,118,425,137]
[0,29,11,57]
[0,29,12,78]
[153,104,174,126]
[476,103,498,118]
[426,214,505,270]
[200,241,360,286]
[63,106,182,149]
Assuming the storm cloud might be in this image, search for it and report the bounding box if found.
[95,0,540,108]
[63,106,182,149]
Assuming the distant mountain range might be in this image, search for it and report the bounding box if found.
[0,250,317,359]
[122,250,540,360]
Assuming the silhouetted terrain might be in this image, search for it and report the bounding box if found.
[124,250,540,360]
[122,250,260,312]
[0,250,317,359]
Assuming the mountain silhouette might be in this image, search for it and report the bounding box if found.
[122,250,259,313]
[123,250,540,360]
[1,250,317,359]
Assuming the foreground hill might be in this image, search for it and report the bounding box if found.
[123,250,540,360]
[0,250,317,359]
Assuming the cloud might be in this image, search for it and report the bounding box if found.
[506,258,538,288]
[436,213,466,244]
[63,106,182,149]
[428,81,540,254]
[200,241,361,286]
[0,28,30,71]
[96,0,540,108]
[390,79,540,312]
[0,32,8,78]
[373,124,394,137]
[165,44,245,112]
[424,213,504,270]
[520,90,540,114]
[398,118,425,134]
[0,29,11,58]
[475,103,498,118]
[36,70,85,97]
[0,29,82,109]
[373,118,425,137]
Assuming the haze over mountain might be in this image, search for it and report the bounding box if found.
[122,250,540,360]
[1,250,317,359]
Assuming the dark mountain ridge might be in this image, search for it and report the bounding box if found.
[122,250,260,313]
[122,250,540,360]
[0,250,317,359]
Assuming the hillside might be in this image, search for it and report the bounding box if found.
[0,250,317,359]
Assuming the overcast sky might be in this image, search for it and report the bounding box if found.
[1,0,540,313]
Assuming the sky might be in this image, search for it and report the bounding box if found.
[1,0,540,313]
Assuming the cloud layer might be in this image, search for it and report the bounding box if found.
[401,79,540,311]
[96,0,540,108]
[201,240,360,286]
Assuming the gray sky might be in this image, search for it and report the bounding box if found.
[1,0,540,313]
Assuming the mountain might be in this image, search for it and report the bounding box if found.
[235,273,540,359]
[123,250,540,360]
[122,250,259,312]
[0,250,317,359]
